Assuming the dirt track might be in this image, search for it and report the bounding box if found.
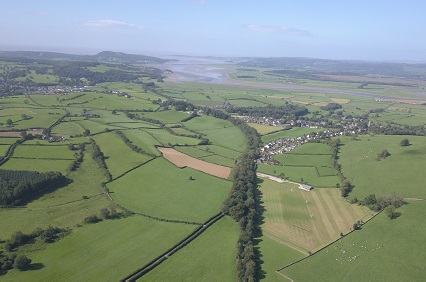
[159,147,231,179]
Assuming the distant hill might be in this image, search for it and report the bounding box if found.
[0,50,170,64]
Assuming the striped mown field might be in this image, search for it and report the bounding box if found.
[260,179,371,253]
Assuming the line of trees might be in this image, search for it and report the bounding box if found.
[89,139,112,181]
[68,143,85,171]
[214,111,261,281]
[0,226,69,272]
[114,130,157,157]
[352,194,404,219]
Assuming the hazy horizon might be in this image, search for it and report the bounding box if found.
[1,1,425,62]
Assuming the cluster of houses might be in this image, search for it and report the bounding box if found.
[0,81,91,96]
[239,115,323,128]
[41,135,69,142]
[258,124,369,164]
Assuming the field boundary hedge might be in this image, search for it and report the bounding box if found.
[109,157,157,182]
[0,141,21,166]
[121,212,224,281]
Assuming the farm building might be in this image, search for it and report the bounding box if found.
[299,184,313,191]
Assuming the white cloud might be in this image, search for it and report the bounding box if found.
[245,24,312,36]
[84,20,143,30]
[188,0,207,4]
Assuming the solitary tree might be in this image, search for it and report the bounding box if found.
[385,205,401,219]
[400,138,410,147]
[13,254,32,271]
[6,119,13,126]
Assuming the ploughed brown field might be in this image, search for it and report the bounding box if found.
[158,147,232,179]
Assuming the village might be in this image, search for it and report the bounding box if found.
[239,115,370,164]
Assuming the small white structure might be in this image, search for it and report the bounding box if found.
[299,184,313,191]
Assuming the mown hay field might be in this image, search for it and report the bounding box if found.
[259,179,371,253]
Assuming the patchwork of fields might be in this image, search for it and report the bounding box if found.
[1,58,426,281]
[258,143,340,188]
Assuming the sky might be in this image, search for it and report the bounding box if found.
[1,0,425,62]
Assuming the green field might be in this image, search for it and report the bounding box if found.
[258,142,340,187]
[121,129,161,156]
[12,144,75,159]
[141,109,190,124]
[1,57,426,281]
[142,128,201,146]
[141,217,239,281]
[339,135,426,199]
[0,144,110,239]
[183,115,246,152]
[175,145,238,167]
[2,158,72,174]
[280,201,426,281]
[51,121,86,137]
[0,137,20,144]
[107,157,231,222]
[93,132,153,178]
[3,216,195,281]
[258,236,305,281]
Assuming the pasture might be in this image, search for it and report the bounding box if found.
[183,115,246,152]
[280,201,426,281]
[339,135,426,199]
[0,137,20,144]
[121,129,161,156]
[142,128,201,146]
[3,216,195,281]
[2,158,72,174]
[0,143,110,239]
[258,143,340,187]
[141,110,190,124]
[259,179,371,253]
[175,145,238,167]
[12,144,75,159]
[107,157,231,223]
[51,121,85,137]
[92,132,153,178]
[257,235,304,281]
[141,217,239,281]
